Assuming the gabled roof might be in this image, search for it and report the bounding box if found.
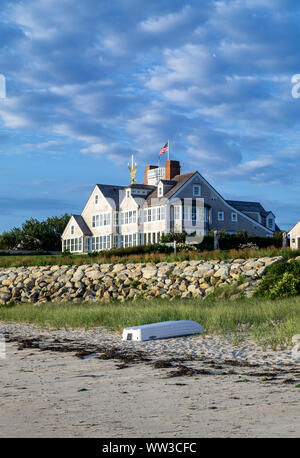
[146,172,196,206]
[72,215,93,236]
[159,179,177,186]
[288,219,300,234]
[96,184,125,208]
[128,183,155,190]
[226,200,267,215]
[226,200,280,231]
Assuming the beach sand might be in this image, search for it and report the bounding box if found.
[0,324,300,438]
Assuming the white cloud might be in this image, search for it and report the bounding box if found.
[140,6,192,34]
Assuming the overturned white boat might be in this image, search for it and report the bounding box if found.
[122,320,203,342]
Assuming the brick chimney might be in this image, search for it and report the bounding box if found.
[144,165,158,184]
[165,160,181,180]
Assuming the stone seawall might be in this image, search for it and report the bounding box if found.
[0,256,284,304]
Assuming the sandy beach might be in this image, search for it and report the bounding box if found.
[1,323,300,438]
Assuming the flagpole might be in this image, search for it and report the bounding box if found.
[168,139,170,161]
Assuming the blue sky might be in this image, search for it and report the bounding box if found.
[0,0,300,232]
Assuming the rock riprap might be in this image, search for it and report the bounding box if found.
[0,256,284,304]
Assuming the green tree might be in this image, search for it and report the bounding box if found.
[0,228,23,249]
[0,214,70,251]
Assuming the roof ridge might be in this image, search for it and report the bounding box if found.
[97,184,125,188]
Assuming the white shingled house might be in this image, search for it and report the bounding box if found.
[61,159,279,253]
[288,219,300,250]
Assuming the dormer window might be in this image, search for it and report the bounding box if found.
[71,225,74,235]
[158,185,163,197]
[193,184,201,197]
[95,195,99,204]
[126,189,130,198]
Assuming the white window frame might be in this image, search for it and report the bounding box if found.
[95,195,99,204]
[71,225,74,235]
[218,211,224,221]
[152,208,157,222]
[92,212,111,228]
[113,212,119,227]
[174,206,181,220]
[193,184,201,197]
[231,213,238,222]
[65,237,82,252]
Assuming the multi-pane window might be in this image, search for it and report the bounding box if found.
[95,195,99,204]
[231,213,238,222]
[91,235,111,251]
[84,237,90,251]
[113,212,119,227]
[218,211,224,221]
[174,206,181,220]
[63,238,82,252]
[143,209,148,223]
[121,233,137,248]
[119,210,137,225]
[268,218,274,229]
[141,207,165,223]
[183,206,204,221]
[193,184,201,196]
[142,232,161,245]
[71,225,74,235]
[152,208,157,222]
[92,213,111,227]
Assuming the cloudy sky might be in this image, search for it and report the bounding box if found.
[0,0,300,232]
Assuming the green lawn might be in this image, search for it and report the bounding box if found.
[1,295,300,350]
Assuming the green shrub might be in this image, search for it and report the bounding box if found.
[255,260,300,299]
[87,251,99,257]
[269,272,300,299]
[196,233,284,252]
[160,232,186,243]
[61,249,72,257]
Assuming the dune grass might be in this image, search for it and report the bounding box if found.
[0,246,299,268]
[1,295,300,350]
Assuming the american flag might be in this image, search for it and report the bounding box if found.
[159,142,169,155]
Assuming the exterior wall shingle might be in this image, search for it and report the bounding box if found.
[289,220,300,250]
